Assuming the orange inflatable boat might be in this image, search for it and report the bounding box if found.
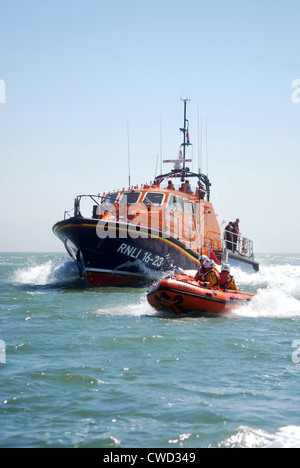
[147,273,255,315]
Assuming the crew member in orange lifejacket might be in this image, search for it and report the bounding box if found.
[181,180,192,194]
[194,255,208,282]
[195,180,206,200]
[219,263,239,291]
[201,258,220,290]
[167,180,174,190]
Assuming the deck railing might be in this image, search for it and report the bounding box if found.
[223,230,254,260]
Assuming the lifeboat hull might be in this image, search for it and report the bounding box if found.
[52,218,201,287]
[147,274,255,315]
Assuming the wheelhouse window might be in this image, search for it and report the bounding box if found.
[143,192,165,206]
[103,192,119,206]
[119,192,141,206]
[167,194,176,213]
[191,201,196,216]
[176,196,183,212]
[183,199,191,214]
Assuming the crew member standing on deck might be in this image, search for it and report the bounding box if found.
[233,219,240,234]
[195,180,206,200]
[224,222,234,251]
[232,219,240,252]
[181,180,192,194]
[167,180,174,190]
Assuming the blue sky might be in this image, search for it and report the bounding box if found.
[1,0,300,252]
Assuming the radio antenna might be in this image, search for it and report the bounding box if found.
[127,120,131,187]
[180,98,191,170]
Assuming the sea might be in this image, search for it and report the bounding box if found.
[1,252,300,448]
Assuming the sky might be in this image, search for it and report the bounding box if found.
[0,0,300,253]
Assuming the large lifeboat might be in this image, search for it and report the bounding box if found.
[52,99,259,287]
[147,273,255,315]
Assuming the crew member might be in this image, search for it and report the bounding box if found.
[232,219,240,252]
[195,181,206,200]
[224,222,234,251]
[194,254,208,282]
[181,180,192,194]
[201,258,220,290]
[233,218,240,234]
[219,263,239,291]
[167,180,174,190]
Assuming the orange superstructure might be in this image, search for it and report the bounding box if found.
[96,182,222,261]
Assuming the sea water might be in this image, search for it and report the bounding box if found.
[0,252,300,448]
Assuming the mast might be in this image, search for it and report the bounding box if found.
[156,98,211,201]
[127,121,131,187]
[180,98,190,170]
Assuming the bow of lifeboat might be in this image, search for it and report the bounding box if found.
[147,274,255,315]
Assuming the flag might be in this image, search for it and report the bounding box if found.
[178,145,183,159]
[209,246,220,265]
[186,127,190,145]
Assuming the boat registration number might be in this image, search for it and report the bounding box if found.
[117,243,164,267]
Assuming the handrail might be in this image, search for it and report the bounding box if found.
[223,229,254,260]
[64,195,104,219]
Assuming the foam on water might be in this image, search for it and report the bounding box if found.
[10,255,300,318]
[220,425,300,448]
[3,253,300,448]
[231,262,300,319]
[264,425,300,448]
[12,257,81,287]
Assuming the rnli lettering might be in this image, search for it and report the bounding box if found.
[176,284,196,293]
[117,243,142,259]
[117,243,164,267]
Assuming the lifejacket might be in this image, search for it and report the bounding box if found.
[194,266,206,282]
[196,187,205,199]
[183,182,192,194]
[219,272,238,291]
[233,222,240,235]
[168,183,174,190]
[202,268,220,290]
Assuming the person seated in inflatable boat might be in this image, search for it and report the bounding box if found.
[219,263,240,291]
[194,254,208,282]
[199,258,220,290]
[195,259,239,291]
